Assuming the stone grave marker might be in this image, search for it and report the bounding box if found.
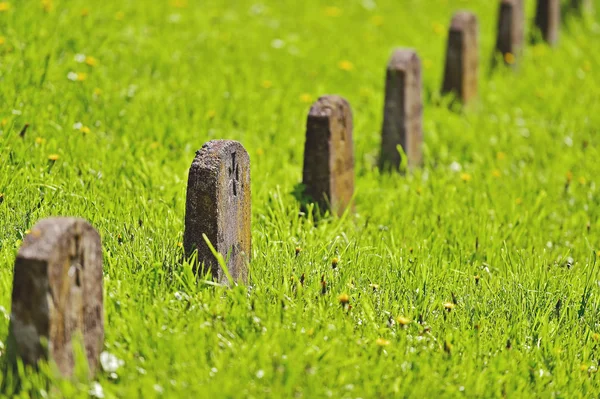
[495,0,525,66]
[535,0,560,45]
[442,11,479,104]
[302,95,354,217]
[184,140,251,284]
[380,49,423,171]
[8,217,104,377]
[570,0,593,13]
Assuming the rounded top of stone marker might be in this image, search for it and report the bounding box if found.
[387,48,421,70]
[191,140,249,171]
[308,95,351,118]
[17,217,98,262]
[450,11,478,30]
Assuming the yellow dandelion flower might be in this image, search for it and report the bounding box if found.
[261,80,272,89]
[583,61,591,72]
[432,22,444,36]
[115,11,124,20]
[0,2,11,11]
[566,171,573,183]
[331,257,339,269]
[77,72,87,81]
[492,169,501,178]
[85,56,98,67]
[581,364,589,372]
[579,176,587,185]
[24,229,31,235]
[35,137,45,144]
[370,15,384,26]
[504,52,515,65]
[515,197,523,205]
[93,87,103,96]
[80,126,91,134]
[41,0,52,12]
[176,242,183,247]
[338,60,354,71]
[593,333,600,341]
[1,118,7,126]
[205,109,216,120]
[324,6,341,17]
[150,142,160,149]
[376,337,390,346]
[596,251,600,257]
[0,36,5,45]
[496,151,506,160]
[460,173,472,182]
[48,154,60,161]
[443,302,455,311]
[169,0,188,7]
[338,293,350,305]
[81,8,89,16]
[396,316,411,326]
[256,148,264,157]
[299,93,313,103]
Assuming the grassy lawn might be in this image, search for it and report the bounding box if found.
[1,0,600,397]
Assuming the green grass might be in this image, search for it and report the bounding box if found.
[1,0,600,397]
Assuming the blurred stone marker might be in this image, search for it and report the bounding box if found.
[442,11,479,104]
[8,217,104,377]
[302,95,354,216]
[495,0,525,66]
[380,49,423,171]
[184,140,251,284]
[535,0,560,45]
[570,0,593,13]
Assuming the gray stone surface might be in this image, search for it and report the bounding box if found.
[302,95,354,216]
[535,0,560,46]
[496,0,525,65]
[8,217,104,377]
[380,49,423,170]
[184,140,251,284]
[442,11,479,104]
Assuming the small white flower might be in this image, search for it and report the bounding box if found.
[89,382,105,398]
[67,72,79,81]
[11,110,22,115]
[73,122,83,130]
[271,39,285,49]
[256,369,265,379]
[154,384,164,394]
[449,161,462,172]
[74,53,86,63]
[100,351,124,373]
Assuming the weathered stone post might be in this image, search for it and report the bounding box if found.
[442,11,479,104]
[495,0,525,66]
[380,49,423,170]
[535,0,560,46]
[8,217,104,377]
[184,140,251,284]
[302,95,354,216]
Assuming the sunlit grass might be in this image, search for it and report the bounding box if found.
[1,0,600,397]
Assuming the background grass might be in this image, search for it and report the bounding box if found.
[1,0,600,397]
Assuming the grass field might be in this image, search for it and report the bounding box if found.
[1,0,600,397]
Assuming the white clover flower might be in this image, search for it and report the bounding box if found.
[74,53,86,63]
[89,382,105,398]
[154,384,164,394]
[100,351,124,373]
[67,72,79,81]
[271,39,285,49]
[449,161,462,172]
[73,122,83,130]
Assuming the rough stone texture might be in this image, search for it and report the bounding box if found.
[380,49,423,171]
[535,0,560,46]
[8,217,103,377]
[496,0,525,65]
[302,95,354,216]
[442,11,479,104]
[184,140,251,284]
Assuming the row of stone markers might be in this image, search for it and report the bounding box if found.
[4,0,591,382]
